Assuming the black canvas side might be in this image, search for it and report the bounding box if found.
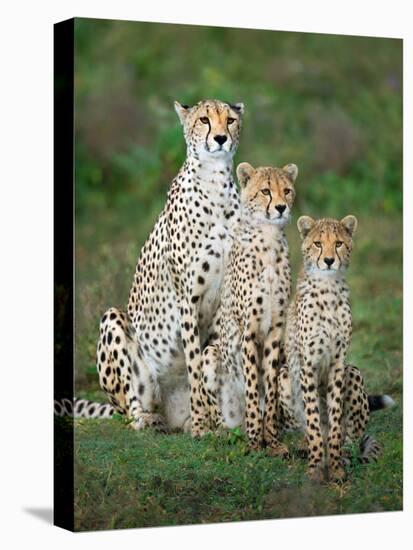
[54,17,75,532]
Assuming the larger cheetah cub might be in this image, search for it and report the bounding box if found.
[202,162,298,455]
[286,215,358,482]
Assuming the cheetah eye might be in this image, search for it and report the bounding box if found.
[200,117,209,124]
[336,241,343,248]
[284,188,292,196]
[227,117,236,125]
[314,241,322,248]
[261,189,271,196]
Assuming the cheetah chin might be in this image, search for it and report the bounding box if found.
[259,215,290,226]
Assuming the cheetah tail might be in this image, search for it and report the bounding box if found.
[358,434,382,464]
[368,394,395,412]
[54,398,115,419]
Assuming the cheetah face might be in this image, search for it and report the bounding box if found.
[297,215,358,275]
[174,99,244,160]
[237,163,298,226]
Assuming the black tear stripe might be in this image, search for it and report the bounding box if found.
[316,246,323,270]
[336,247,343,268]
[205,121,211,151]
[205,106,211,151]
[227,119,234,145]
[266,190,272,214]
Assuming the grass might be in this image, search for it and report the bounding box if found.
[70,19,403,531]
[71,403,401,531]
[72,216,403,531]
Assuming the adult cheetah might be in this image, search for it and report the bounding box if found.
[201,162,298,454]
[96,99,244,437]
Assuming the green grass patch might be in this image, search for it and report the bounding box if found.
[73,401,402,531]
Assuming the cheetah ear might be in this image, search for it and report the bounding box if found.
[297,216,315,239]
[282,163,298,183]
[340,215,358,236]
[236,162,254,188]
[230,102,245,115]
[174,101,191,125]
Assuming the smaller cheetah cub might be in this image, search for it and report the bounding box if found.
[286,215,358,482]
[202,162,298,455]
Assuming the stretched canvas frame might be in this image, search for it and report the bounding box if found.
[54,17,403,532]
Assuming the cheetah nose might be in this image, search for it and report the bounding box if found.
[275,204,286,214]
[324,257,334,267]
[214,135,227,145]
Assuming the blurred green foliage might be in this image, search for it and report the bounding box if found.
[75,18,402,228]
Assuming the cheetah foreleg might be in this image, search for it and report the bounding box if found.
[180,302,209,437]
[300,362,325,482]
[327,358,346,481]
[262,328,289,457]
[242,331,263,451]
[201,344,226,431]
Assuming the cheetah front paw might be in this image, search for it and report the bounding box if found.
[294,436,309,459]
[247,438,264,453]
[307,464,325,484]
[191,425,211,438]
[190,416,211,438]
[266,441,290,459]
[328,463,346,482]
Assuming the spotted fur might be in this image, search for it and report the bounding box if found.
[201,162,298,454]
[277,363,393,465]
[96,99,244,437]
[285,215,360,482]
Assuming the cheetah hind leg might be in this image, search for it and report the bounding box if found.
[339,435,382,468]
[358,434,382,463]
[342,364,381,466]
[97,307,168,434]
